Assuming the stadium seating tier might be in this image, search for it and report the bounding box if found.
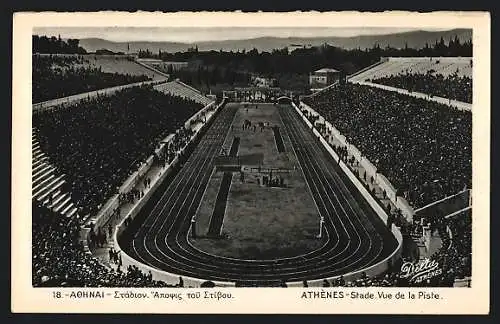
[302,82,471,209]
[33,86,204,217]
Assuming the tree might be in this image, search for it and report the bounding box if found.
[67,39,80,52]
[32,34,86,54]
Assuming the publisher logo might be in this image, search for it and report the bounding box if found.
[400,259,443,284]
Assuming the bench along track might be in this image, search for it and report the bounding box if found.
[124,103,397,285]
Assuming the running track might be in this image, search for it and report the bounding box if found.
[124,103,398,285]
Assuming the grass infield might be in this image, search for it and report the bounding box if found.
[190,103,325,260]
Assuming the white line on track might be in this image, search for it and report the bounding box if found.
[281,106,385,272]
[139,105,384,278]
[127,103,395,282]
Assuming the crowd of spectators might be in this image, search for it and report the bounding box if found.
[301,82,472,287]
[32,201,175,287]
[33,192,468,287]
[302,82,472,209]
[33,55,150,103]
[34,86,204,217]
[370,71,472,103]
[431,214,472,282]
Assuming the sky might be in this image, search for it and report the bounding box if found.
[33,27,450,43]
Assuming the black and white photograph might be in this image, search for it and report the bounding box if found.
[12,11,490,314]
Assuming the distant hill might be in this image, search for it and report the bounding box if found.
[77,29,472,54]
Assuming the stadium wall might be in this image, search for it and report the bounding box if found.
[184,102,216,129]
[287,102,404,286]
[118,134,176,194]
[300,101,415,222]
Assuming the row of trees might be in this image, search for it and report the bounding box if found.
[154,36,472,76]
[33,35,87,54]
[33,33,472,94]
[156,35,471,93]
[33,55,149,102]
[167,64,252,95]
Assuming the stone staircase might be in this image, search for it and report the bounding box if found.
[409,229,443,261]
[409,232,427,261]
[32,128,79,219]
[154,80,213,106]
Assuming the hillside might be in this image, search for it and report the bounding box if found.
[78,29,472,54]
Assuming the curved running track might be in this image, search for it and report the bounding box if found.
[124,103,398,285]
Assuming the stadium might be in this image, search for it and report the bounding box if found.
[31,30,472,288]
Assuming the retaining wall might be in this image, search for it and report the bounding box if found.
[185,102,215,129]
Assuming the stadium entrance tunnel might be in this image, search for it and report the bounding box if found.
[216,165,242,172]
[277,96,292,104]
